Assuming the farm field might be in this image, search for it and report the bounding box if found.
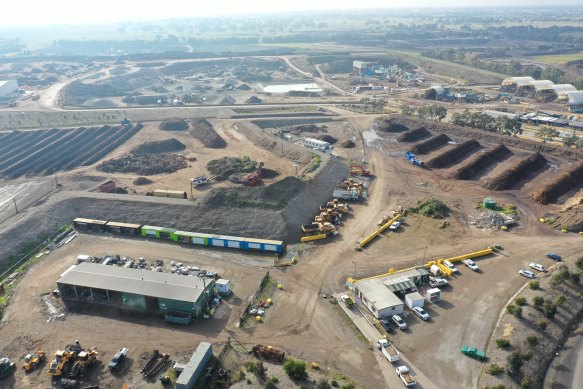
[532,53,583,64]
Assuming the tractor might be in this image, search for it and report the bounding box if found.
[23,351,46,372]
[0,357,15,379]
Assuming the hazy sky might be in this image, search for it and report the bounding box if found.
[1,0,580,27]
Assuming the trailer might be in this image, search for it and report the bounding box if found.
[376,339,400,363]
[332,189,359,201]
[404,292,424,310]
[396,366,416,386]
[154,190,187,199]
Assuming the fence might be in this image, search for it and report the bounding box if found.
[238,271,270,327]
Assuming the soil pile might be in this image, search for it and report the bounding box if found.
[426,140,480,169]
[97,154,187,175]
[451,144,512,180]
[318,135,337,144]
[159,118,189,131]
[375,117,409,133]
[261,168,280,179]
[220,96,236,105]
[238,83,252,90]
[409,197,450,218]
[530,162,583,204]
[484,152,547,190]
[397,127,431,142]
[190,119,226,148]
[340,140,356,148]
[133,177,153,185]
[245,96,263,104]
[410,134,451,154]
[206,156,257,181]
[132,138,186,154]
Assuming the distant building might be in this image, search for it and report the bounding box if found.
[537,84,577,102]
[353,61,373,77]
[500,76,534,93]
[0,80,19,103]
[424,86,451,101]
[566,91,583,112]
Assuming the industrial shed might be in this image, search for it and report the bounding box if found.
[500,76,534,92]
[0,80,19,102]
[537,84,577,102]
[354,278,404,319]
[57,262,215,317]
[566,91,583,112]
[105,221,141,235]
[176,342,213,389]
[424,86,451,101]
[73,218,108,231]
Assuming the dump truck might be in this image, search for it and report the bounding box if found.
[404,152,424,166]
[0,357,15,379]
[252,345,285,362]
[376,339,400,363]
[461,346,486,361]
[23,351,46,372]
[349,165,373,176]
[396,365,416,386]
[302,223,336,234]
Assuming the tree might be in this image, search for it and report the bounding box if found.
[283,359,307,380]
[507,352,523,374]
[525,335,539,348]
[536,126,560,143]
[563,131,580,148]
[497,116,523,136]
[533,296,545,310]
[402,106,416,117]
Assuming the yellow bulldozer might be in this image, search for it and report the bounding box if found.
[23,351,46,372]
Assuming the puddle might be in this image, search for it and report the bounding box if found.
[263,83,322,94]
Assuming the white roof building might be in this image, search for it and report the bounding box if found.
[529,80,555,91]
[501,76,534,87]
[566,91,583,106]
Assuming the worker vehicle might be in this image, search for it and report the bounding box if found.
[529,263,546,272]
[462,259,479,271]
[0,357,16,379]
[443,260,459,273]
[519,270,536,279]
[404,152,424,167]
[191,175,216,187]
[23,351,46,372]
[392,315,407,330]
[429,277,448,288]
[546,253,562,261]
[395,365,416,386]
[380,318,393,333]
[461,346,486,361]
[340,295,354,308]
[389,221,401,231]
[412,306,430,321]
[376,339,400,363]
[252,345,285,362]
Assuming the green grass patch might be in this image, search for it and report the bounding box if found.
[532,53,583,64]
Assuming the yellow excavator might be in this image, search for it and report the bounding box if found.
[23,351,46,372]
[47,341,82,377]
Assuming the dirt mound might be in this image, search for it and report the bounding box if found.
[245,96,263,104]
[159,118,189,131]
[426,140,481,169]
[220,96,236,105]
[261,168,280,179]
[190,119,226,148]
[97,153,187,176]
[410,197,450,218]
[451,144,512,180]
[375,117,409,133]
[409,134,451,154]
[132,138,186,154]
[530,162,583,204]
[206,156,257,181]
[133,177,153,185]
[238,83,252,90]
[318,135,337,144]
[397,127,431,142]
[484,152,547,191]
[340,140,356,148]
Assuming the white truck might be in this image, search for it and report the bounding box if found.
[396,365,416,387]
[376,339,400,363]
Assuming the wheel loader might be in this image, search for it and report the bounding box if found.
[23,351,46,372]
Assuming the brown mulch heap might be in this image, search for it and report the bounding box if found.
[133,177,153,185]
[132,138,186,154]
[318,135,337,144]
[190,118,226,148]
[339,140,356,148]
[159,118,189,131]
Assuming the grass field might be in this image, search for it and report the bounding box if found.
[532,53,583,65]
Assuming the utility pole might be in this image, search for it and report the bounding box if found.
[352,261,357,279]
[13,198,18,214]
[423,246,428,263]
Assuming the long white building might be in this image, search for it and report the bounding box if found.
[0,80,19,102]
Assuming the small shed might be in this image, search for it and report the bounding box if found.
[405,292,425,309]
[426,288,442,303]
[482,198,497,210]
[175,342,213,389]
[215,279,231,295]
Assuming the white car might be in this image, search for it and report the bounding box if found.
[429,277,448,287]
[519,270,536,279]
[389,221,401,231]
[443,260,459,273]
[529,263,546,272]
[392,314,407,330]
[412,306,430,321]
[462,259,479,271]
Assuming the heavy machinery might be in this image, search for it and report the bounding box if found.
[23,351,46,372]
[349,165,373,176]
[48,341,82,377]
[320,199,349,213]
[191,175,217,187]
[404,151,424,166]
[301,222,336,234]
[0,357,15,379]
[252,344,285,362]
[69,348,98,378]
[230,162,264,186]
[141,350,170,380]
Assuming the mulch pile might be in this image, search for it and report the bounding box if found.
[97,154,187,175]
[484,152,547,190]
[530,162,583,204]
[190,118,226,148]
[245,96,263,104]
[159,118,189,131]
[451,144,511,180]
[318,135,337,144]
[132,138,186,154]
[410,134,451,154]
[426,140,480,169]
[397,127,431,142]
[133,177,153,185]
[340,140,356,148]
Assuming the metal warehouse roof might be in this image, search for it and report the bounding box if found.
[384,278,416,293]
[567,91,583,105]
[540,84,577,94]
[74,218,107,225]
[502,76,534,87]
[355,278,404,310]
[105,221,141,229]
[176,342,212,386]
[529,80,555,91]
[483,110,521,120]
[57,262,211,302]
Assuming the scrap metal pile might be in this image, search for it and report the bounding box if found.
[469,210,517,229]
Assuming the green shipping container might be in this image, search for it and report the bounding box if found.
[122,292,147,311]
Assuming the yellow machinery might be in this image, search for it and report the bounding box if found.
[301,234,327,242]
[70,348,98,377]
[435,260,453,277]
[430,248,494,266]
[23,351,46,372]
[358,213,402,249]
[47,350,73,376]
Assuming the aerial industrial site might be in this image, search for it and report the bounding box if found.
[1,3,583,389]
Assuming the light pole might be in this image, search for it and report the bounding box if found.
[352,261,358,279]
[423,246,428,263]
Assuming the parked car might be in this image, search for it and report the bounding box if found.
[389,221,401,231]
[462,259,479,271]
[443,260,458,273]
[380,318,394,333]
[412,306,430,321]
[392,314,407,330]
[529,263,546,272]
[109,348,129,371]
[429,277,448,287]
[519,270,536,279]
[546,253,562,261]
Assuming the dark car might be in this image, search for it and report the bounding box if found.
[109,348,129,371]
[380,318,393,333]
[546,253,562,261]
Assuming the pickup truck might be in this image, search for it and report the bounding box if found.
[461,345,486,361]
[376,339,400,363]
[396,365,416,386]
[389,221,401,231]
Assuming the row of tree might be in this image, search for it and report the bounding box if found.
[402,104,448,121]
[536,127,583,149]
[451,110,523,136]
